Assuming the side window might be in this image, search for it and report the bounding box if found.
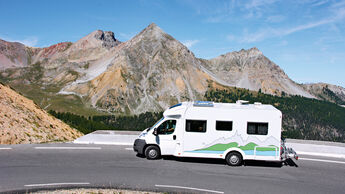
[247,122,268,135]
[157,120,176,135]
[186,120,207,133]
[216,121,233,131]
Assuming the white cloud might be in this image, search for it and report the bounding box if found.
[0,35,38,47]
[182,39,200,48]
[330,0,345,8]
[232,7,345,43]
[312,0,329,7]
[244,0,277,9]
[236,28,270,43]
[266,15,286,23]
[243,0,277,19]
[19,37,38,47]
[187,0,278,23]
[283,19,332,35]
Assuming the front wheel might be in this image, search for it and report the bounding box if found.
[225,152,243,166]
[145,146,161,160]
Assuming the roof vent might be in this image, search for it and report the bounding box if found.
[254,102,262,105]
[236,100,249,105]
[193,101,214,107]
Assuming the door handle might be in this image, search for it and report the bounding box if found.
[173,135,176,140]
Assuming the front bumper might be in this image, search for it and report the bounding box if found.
[133,139,146,155]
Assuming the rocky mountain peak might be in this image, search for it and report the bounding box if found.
[236,47,263,57]
[205,46,315,98]
[247,47,262,56]
[71,30,120,50]
[135,23,167,40]
[93,30,120,49]
[123,22,187,61]
[0,39,29,70]
[146,22,160,31]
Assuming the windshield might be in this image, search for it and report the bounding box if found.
[147,117,164,132]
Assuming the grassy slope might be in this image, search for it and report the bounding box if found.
[0,65,104,117]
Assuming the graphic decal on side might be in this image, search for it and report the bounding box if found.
[185,131,280,156]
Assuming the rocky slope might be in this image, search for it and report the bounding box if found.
[302,83,345,105]
[61,23,211,113]
[0,39,31,70]
[0,83,82,144]
[204,48,314,98]
[0,23,343,115]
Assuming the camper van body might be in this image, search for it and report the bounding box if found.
[134,101,288,163]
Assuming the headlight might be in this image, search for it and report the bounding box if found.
[139,132,147,138]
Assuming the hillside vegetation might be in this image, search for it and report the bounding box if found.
[48,86,345,142]
[205,87,345,142]
[49,110,163,133]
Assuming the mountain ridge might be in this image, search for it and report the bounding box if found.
[0,23,344,115]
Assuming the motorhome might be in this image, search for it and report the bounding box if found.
[133,101,297,166]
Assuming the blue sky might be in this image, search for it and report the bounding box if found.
[0,0,344,87]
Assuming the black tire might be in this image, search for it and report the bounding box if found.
[145,146,161,160]
[225,152,243,166]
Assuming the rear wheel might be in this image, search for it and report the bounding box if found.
[226,152,243,166]
[145,146,161,160]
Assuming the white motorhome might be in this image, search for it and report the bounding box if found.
[133,101,297,166]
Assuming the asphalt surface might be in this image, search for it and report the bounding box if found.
[1,143,345,194]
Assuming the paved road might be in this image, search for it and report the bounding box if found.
[1,143,345,194]
[73,131,345,159]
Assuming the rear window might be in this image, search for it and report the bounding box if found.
[247,122,268,135]
[186,120,207,133]
[216,121,233,131]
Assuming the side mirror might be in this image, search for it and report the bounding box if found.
[153,128,158,136]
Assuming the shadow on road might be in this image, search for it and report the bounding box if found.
[136,153,146,158]
[152,156,298,168]
[283,158,299,167]
[243,160,282,168]
[163,156,227,165]
[136,154,298,168]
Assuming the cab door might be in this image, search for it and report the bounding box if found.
[155,119,177,155]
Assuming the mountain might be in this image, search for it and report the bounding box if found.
[60,23,211,114]
[302,83,345,105]
[0,30,123,116]
[0,23,343,116]
[203,48,314,98]
[0,83,82,144]
[0,39,31,70]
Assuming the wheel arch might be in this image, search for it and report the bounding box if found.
[223,148,245,159]
[144,144,161,153]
